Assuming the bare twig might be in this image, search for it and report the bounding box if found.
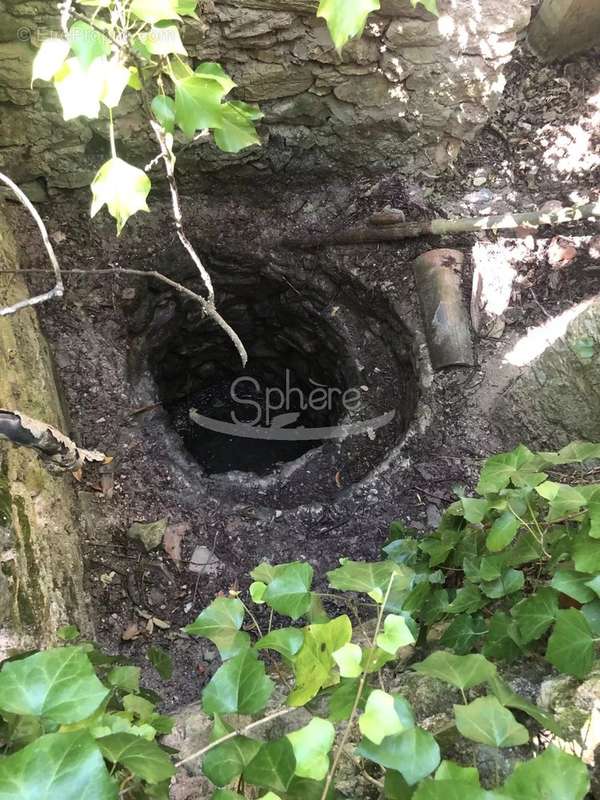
[0,172,64,317]
[175,707,297,768]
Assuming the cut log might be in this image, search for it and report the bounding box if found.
[413,250,474,370]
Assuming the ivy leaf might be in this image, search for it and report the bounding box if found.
[412,781,489,799]
[502,745,590,799]
[454,696,528,747]
[288,616,352,706]
[53,57,104,120]
[326,560,413,603]
[107,666,140,693]
[148,645,173,679]
[174,74,227,136]
[511,587,559,643]
[68,21,111,69]
[435,760,479,784]
[263,562,314,620]
[286,718,335,780]
[487,511,520,552]
[0,731,116,800]
[251,563,276,583]
[461,497,489,524]
[550,568,596,603]
[151,94,176,134]
[243,738,296,794]
[213,101,262,153]
[130,0,181,23]
[587,487,600,538]
[140,23,187,56]
[582,598,600,634]
[482,612,522,662]
[32,38,70,83]
[202,736,261,786]
[328,678,371,722]
[100,57,131,108]
[411,0,439,14]
[440,614,487,655]
[256,628,305,661]
[535,481,587,522]
[184,597,250,660]
[413,652,497,690]
[250,581,267,604]
[332,642,363,678]
[447,584,485,614]
[480,569,524,599]
[572,536,600,573]
[357,727,440,785]
[476,445,539,494]
[419,538,454,567]
[487,674,560,735]
[212,792,245,800]
[317,0,380,52]
[358,690,413,744]
[202,649,274,715]
[0,647,108,724]
[97,733,175,783]
[546,609,594,679]
[376,614,416,654]
[90,158,151,235]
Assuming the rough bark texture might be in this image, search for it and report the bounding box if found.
[494,298,600,448]
[0,206,91,655]
[0,0,531,194]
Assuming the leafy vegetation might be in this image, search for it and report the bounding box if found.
[3,440,600,797]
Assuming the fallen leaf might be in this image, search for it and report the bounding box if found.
[122,623,141,641]
[163,522,188,564]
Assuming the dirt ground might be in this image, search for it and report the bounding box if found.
[5,43,600,708]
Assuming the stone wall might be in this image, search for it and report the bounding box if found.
[0,206,91,655]
[0,0,532,193]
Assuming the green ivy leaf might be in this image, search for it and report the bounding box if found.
[212,791,245,800]
[57,624,81,641]
[90,158,151,235]
[440,614,487,655]
[32,38,70,83]
[384,537,419,565]
[454,696,528,747]
[243,738,296,794]
[486,674,560,735]
[582,598,600,634]
[148,645,173,679]
[53,57,104,120]
[411,0,439,15]
[97,733,175,783]
[202,736,261,787]
[326,560,413,603]
[413,652,497,690]
[358,690,413,744]
[139,23,187,56]
[357,726,440,785]
[550,568,596,603]
[435,760,479,784]
[447,584,485,614]
[327,678,370,722]
[419,538,455,567]
[130,0,181,23]
[461,497,489,524]
[376,614,416,654]
[546,608,594,679]
[203,649,274,715]
[68,21,111,69]
[184,597,250,660]
[480,569,524,599]
[536,481,587,522]
[316,0,380,52]
[412,781,490,799]
[476,445,539,494]
[332,642,363,677]
[482,612,522,662]
[286,718,335,780]
[213,101,262,153]
[173,63,236,137]
[572,536,600,573]
[511,587,559,643]
[288,615,352,706]
[487,511,520,552]
[100,57,131,108]
[502,745,590,799]
[263,562,314,620]
[107,665,140,693]
[0,647,108,724]
[250,581,267,604]
[256,628,305,661]
[587,487,600,538]
[0,731,116,800]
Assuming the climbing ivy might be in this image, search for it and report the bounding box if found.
[2,439,600,798]
[31,0,437,234]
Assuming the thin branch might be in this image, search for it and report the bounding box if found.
[319,574,395,800]
[0,172,64,317]
[175,706,296,768]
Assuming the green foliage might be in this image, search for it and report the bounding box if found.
[0,645,175,799]
[4,441,600,799]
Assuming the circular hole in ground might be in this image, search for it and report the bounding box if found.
[148,288,352,476]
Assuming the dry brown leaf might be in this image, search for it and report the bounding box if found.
[122,623,141,641]
[163,522,188,564]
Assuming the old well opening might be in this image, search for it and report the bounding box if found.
[136,255,420,500]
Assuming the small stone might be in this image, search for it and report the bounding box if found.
[472,175,487,187]
[188,545,224,576]
[589,235,600,261]
[547,236,577,269]
[127,518,168,551]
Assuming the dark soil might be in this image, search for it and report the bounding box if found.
[5,42,600,708]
